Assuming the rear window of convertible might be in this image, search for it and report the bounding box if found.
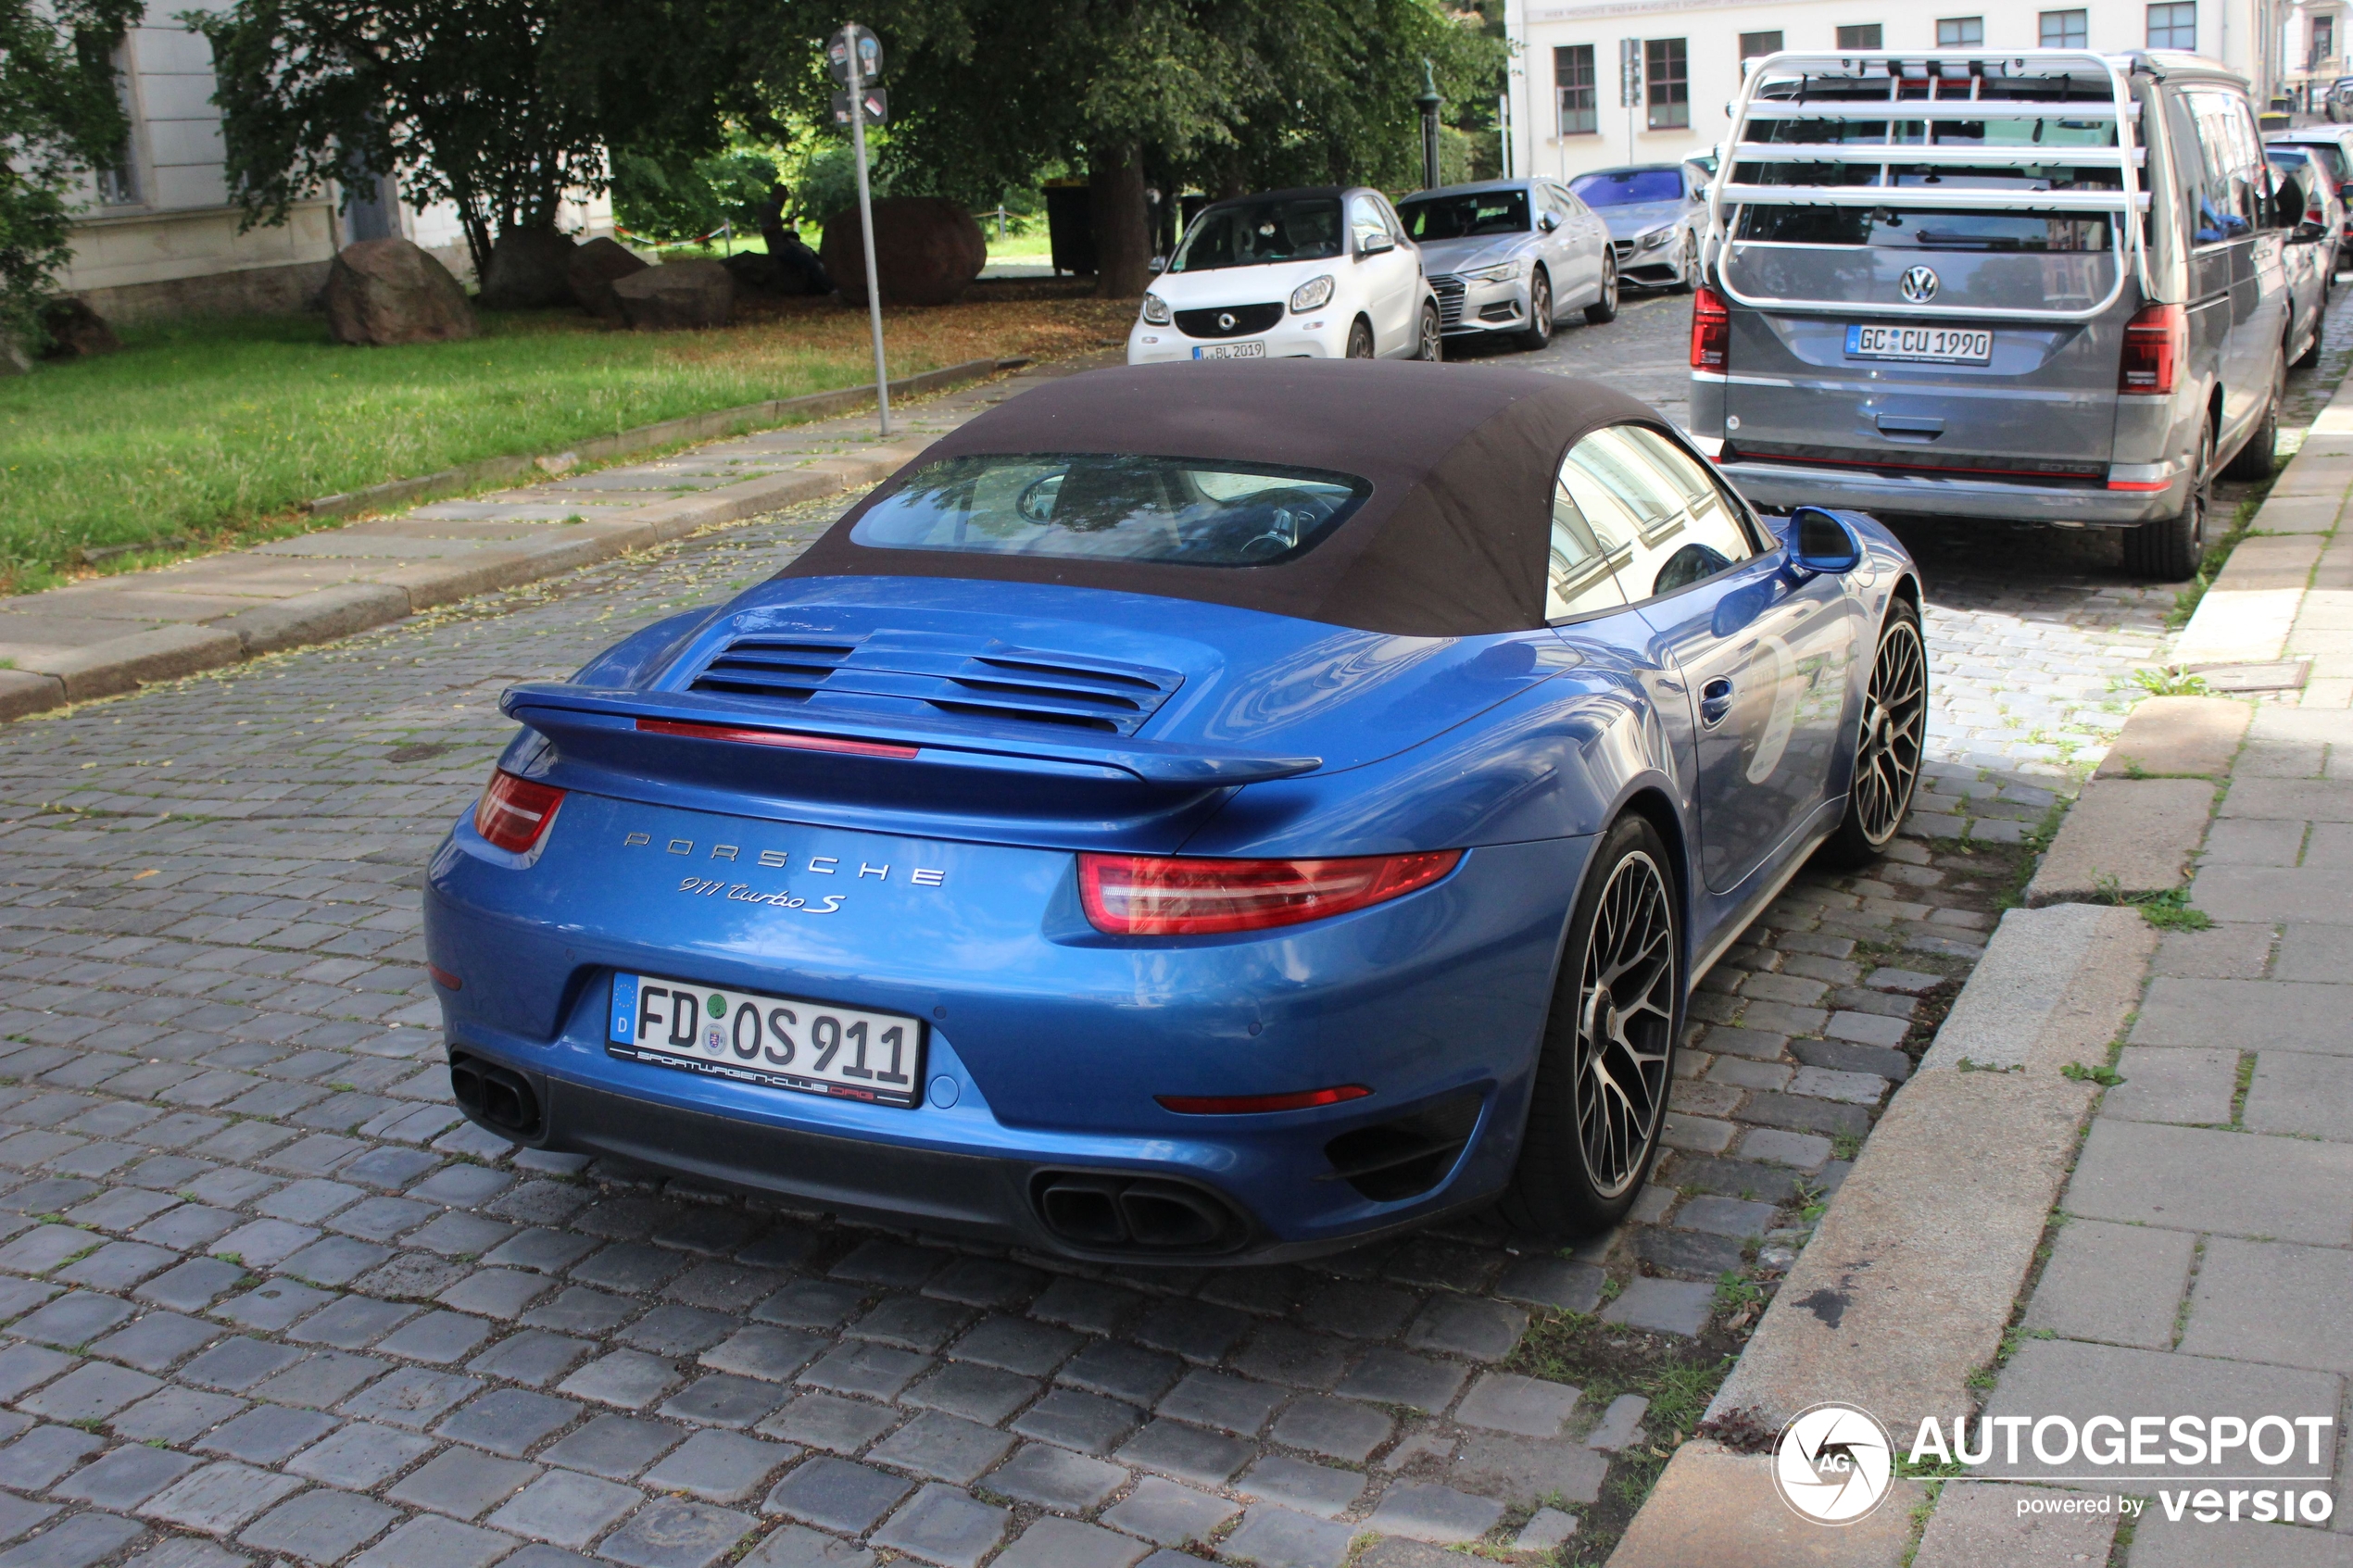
[849,454,1372,568]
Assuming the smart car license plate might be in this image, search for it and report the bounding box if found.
[608,972,924,1108]
[1193,342,1266,359]
[1846,324,1993,364]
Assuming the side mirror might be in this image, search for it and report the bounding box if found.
[1148,255,1167,272]
[1539,212,1560,232]
[1788,506,1864,574]
[1357,232,1396,257]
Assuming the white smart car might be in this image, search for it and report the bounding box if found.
[1128,186,1443,364]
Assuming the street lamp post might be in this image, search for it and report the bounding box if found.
[1416,61,1443,191]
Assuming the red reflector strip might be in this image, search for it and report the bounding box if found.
[1157,1085,1372,1115]
[636,718,919,760]
[2107,479,2172,491]
[427,963,462,991]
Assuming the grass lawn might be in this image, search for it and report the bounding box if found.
[0,292,1130,595]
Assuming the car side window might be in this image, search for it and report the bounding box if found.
[1546,474,1631,621]
[1555,424,1760,604]
[2184,90,2261,239]
[1348,194,1388,251]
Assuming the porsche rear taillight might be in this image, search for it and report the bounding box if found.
[474,770,565,852]
[2119,303,2187,395]
[1077,850,1462,936]
[1690,285,1730,370]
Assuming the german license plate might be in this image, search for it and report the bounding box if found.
[1846,324,1993,363]
[1193,341,1266,359]
[609,972,923,1108]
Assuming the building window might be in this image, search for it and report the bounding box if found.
[2040,7,2087,45]
[1645,38,1689,130]
[94,40,140,206]
[1837,23,1883,47]
[2312,14,2334,68]
[1936,16,1985,44]
[1740,31,1784,59]
[2147,1,2196,48]
[1555,44,1598,135]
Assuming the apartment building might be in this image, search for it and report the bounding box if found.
[1499,0,2334,182]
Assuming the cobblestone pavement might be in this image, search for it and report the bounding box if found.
[0,295,2340,1566]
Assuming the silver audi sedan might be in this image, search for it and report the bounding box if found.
[1394,178,1617,351]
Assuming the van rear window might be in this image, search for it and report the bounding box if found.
[1735,206,2113,251]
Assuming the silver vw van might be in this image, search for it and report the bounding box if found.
[1690,50,2319,580]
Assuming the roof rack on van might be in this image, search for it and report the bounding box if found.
[1706,49,2152,321]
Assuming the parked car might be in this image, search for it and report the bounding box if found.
[2326,75,2353,121]
[2265,126,2353,249]
[1393,178,1617,350]
[2263,149,2340,363]
[1694,48,2301,582]
[1567,163,1709,291]
[423,361,1928,1259]
[1128,187,1441,364]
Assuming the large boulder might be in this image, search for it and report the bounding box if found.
[38,296,120,359]
[322,239,478,345]
[569,236,648,319]
[479,227,578,310]
[820,196,987,307]
[612,259,734,331]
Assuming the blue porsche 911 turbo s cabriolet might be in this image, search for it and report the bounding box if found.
[422,359,1927,1263]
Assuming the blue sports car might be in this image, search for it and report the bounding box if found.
[422,361,1927,1261]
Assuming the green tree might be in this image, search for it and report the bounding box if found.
[195,0,741,275]
[0,0,145,350]
[611,146,781,244]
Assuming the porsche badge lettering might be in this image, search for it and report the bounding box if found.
[621,831,949,899]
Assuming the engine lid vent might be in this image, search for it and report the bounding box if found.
[686,631,1183,736]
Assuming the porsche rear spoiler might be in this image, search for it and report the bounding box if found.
[501,683,1322,788]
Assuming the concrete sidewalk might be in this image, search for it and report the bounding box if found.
[1613,379,2353,1565]
[0,355,1102,724]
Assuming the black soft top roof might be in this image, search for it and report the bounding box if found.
[781,359,1664,637]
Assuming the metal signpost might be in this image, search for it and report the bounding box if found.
[1619,40,1642,162]
[829,22,891,437]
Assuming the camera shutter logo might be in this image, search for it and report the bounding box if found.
[1772,1402,1896,1524]
[1899,266,1940,304]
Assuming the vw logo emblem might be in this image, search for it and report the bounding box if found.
[1899,266,1939,304]
[1216,312,1237,331]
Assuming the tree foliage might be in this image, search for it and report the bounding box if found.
[610,147,780,243]
[0,0,145,346]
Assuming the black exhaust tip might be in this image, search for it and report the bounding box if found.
[448,1052,545,1140]
[1030,1171,1246,1254]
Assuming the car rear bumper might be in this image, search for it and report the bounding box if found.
[1713,456,2189,527]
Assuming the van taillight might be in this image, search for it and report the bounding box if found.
[475,770,565,853]
[1691,286,1730,370]
[2119,303,2186,395]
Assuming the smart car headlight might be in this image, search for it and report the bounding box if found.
[1140,293,1172,324]
[1460,259,1528,282]
[1290,274,1336,312]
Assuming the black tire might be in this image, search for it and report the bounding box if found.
[1819,599,1929,871]
[1584,256,1619,325]
[2222,358,2283,481]
[1517,271,1554,351]
[1345,319,1376,359]
[1668,231,1697,294]
[1414,302,1443,362]
[1501,814,1680,1235]
[2123,424,2212,582]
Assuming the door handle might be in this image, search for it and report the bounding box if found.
[1699,677,1736,726]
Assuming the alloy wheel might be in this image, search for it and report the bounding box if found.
[1571,849,1676,1198]
[1528,276,1552,345]
[1852,616,1929,847]
[1418,304,1442,362]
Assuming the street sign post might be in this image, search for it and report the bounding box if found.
[832,21,891,437]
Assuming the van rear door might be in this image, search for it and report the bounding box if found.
[1713,53,2150,484]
